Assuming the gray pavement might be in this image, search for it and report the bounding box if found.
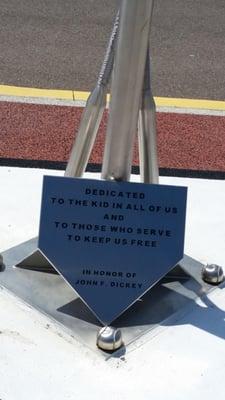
[0,0,225,100]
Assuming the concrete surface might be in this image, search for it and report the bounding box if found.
[1,1,225,395]
[0,167,225,399]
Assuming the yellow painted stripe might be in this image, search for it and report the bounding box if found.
[0,84,225,111]
[0,85,73,100]
[154,96,225,111]
[73,90,89,101]
[75,93,225,110]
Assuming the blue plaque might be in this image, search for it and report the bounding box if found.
[38,176,187,324]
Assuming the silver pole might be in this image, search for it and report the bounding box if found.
[138,47,159,184]
[101,0,154,182]
[65,12,120,178]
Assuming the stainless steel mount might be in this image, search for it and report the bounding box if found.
[2,0,223,352]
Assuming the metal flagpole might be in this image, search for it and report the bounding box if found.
[101,0,154,182]
[65,11,120,178]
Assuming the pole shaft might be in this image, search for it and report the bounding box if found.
[101,0,154,182]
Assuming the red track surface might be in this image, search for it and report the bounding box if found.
[0,101,225,172]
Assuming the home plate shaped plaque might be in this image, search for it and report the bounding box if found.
[38,176,187,324]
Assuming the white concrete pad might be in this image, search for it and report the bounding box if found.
[0,167,225,399]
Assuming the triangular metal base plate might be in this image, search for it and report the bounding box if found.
[1,240,214,357]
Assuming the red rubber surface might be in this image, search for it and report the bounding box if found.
[0,101,225,171]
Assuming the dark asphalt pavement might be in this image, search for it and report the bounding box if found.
[0,0,225,100]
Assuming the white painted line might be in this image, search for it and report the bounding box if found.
[158,106,225,116]
[0,95,82,107]
[1,94,225,116]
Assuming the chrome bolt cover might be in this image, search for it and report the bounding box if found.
[96,326,123,351]
[202,264,224,285]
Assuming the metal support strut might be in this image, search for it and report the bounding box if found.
[65,11,120,178]
[138,48,159,184]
